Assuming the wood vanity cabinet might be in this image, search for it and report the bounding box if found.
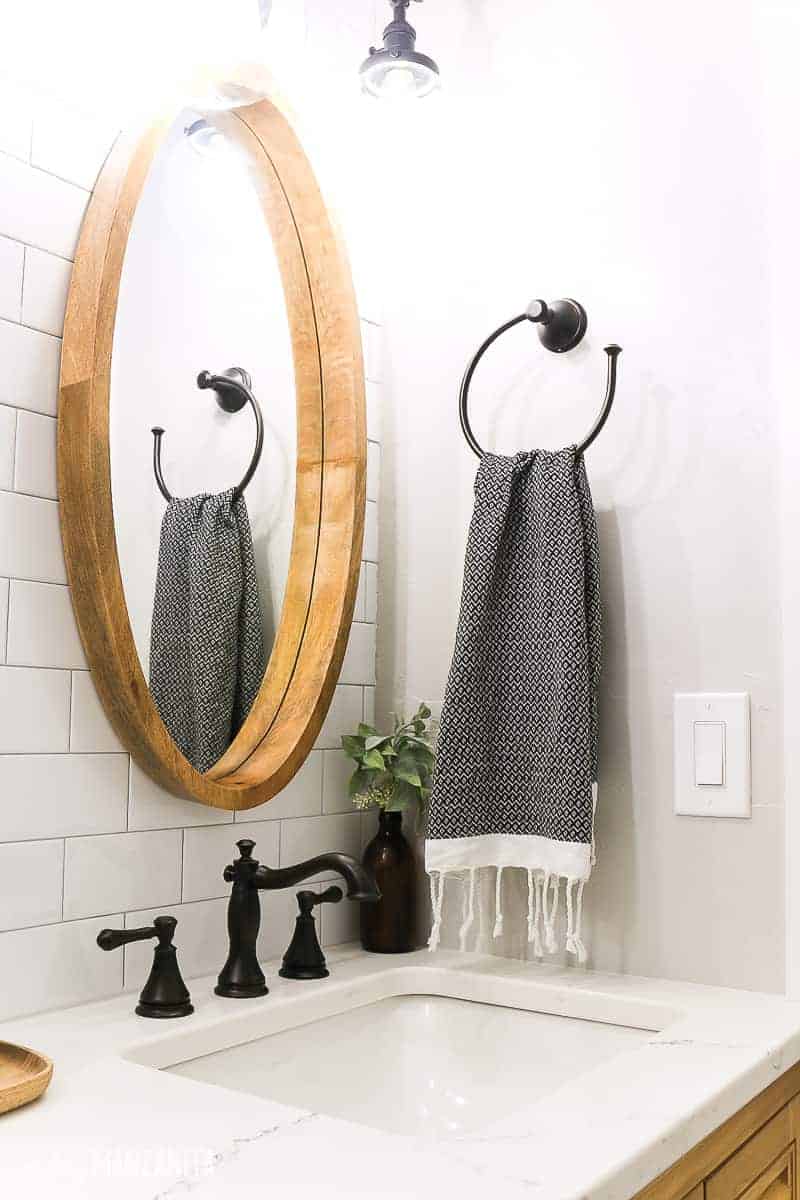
[635,1062,800,1200]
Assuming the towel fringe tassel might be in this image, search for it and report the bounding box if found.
[427,869,445,951]
[459,868,477,951]
[493,866,504,938]
[428,867,587,961]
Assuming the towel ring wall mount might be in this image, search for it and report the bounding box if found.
[459,296,622,457]
[151,367,265,503]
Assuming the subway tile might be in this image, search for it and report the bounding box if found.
[0,404,16,489]
[363,687,376,726]
[15,410,56,499]
[123,898,229,989]
[0,235,23,321]
[339,622,376,685]
[31,104,115,191]
[128,760,232,832]
[353,565,366,621]
[21,246,71,336]
[0,665,70,752]
[366,380,382,441]
[0,86,32,161]
[7,580,84,668]
[0,491,66,582]
[320,889,360,948]
[235,750,323,823]
[0,753,128,841]
[70,670,123,752]
[0,153,87,258]
[364,499,378,562]
[314,684,364,750]
[0,839,63,930]
[367,440,380,502]
[63,829,183,921]
[182,821,279,903]
[280,812,362,870]
[322,749,355,815]
[361,319,382,383]
[0,915,123,1021]
[365,561,378,623]
[0,578,8,662]
[0,318,61,416]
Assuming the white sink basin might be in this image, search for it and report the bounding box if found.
[166,994,650,1137]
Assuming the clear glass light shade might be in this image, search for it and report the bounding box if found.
[185,119,231,157]
[360,54,440,99]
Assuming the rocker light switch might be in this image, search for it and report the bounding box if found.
[693,721,724,786]
[674,693,750,818]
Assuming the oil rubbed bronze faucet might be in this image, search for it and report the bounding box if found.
[215,838,380,999]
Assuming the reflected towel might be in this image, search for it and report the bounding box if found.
[426,448,601,960]
[149,487,266,773]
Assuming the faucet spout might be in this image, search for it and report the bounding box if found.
[254,854,380,902]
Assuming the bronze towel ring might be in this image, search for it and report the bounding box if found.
[458,298,622,457]
[151,366,265,502]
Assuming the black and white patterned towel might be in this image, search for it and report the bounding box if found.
[149,488,266,774]
[426,448,601,961]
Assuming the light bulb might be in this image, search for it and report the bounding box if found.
[382,65,417,97]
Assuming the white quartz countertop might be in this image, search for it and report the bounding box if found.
[3,945,800,1199]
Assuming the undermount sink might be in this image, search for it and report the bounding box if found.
[166,994,650,1137]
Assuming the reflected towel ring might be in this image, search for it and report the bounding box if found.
[151,367,265,503]
[458,298,622,458]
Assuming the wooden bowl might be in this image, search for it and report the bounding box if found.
[0,1041,53,1115]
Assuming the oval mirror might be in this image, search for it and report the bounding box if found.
[58,79,366,812]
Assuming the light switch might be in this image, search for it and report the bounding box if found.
[693,721,725,786]
[674,694,750,818]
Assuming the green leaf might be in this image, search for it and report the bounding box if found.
[365,734,391,751]
[417,703,432,720]
[341,734,366,759]
[358,723,379,738]
[362,748,386,771]
[348,768,373,797]
[389,779,420,810]
[394,768,422,788]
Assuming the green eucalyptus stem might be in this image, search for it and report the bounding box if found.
[340,702,436,834]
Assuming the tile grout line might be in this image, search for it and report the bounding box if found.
[0,312,62,343]
[19,244,26,323]
[0,143,93,195]
[3,578,9,664]
[59,836,66,920]
[10,407,18,492]
[66,669,74,750]
[0,231,73,265]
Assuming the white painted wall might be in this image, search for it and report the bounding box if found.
[371,0,789,992]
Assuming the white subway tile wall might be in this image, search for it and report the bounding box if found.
[0,105,383,1020]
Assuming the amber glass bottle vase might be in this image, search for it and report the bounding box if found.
[360,810,417,953]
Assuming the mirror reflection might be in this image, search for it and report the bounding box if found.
[111,109,296,772]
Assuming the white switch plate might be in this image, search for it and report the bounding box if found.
[673,693,751,818]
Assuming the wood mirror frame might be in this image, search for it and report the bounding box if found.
[57,80,366,812]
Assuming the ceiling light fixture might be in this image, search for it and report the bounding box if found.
[360,0,440,100]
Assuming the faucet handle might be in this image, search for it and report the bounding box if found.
[297,885,343,915]
[223,837,260,883]
[97,915,193,1019]
[97,915,177,952]
[279,887,343,981]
